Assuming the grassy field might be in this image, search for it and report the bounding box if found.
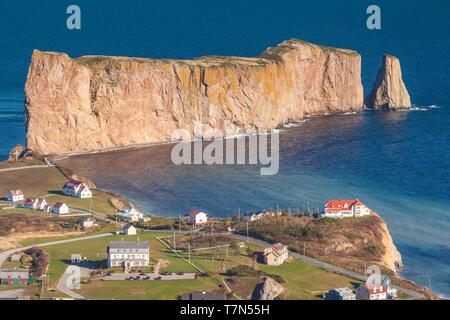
[40,231,197,291]
[259,259,362,299]
[0,167,67,198]
[76,276,219,300]
[0,165,117,216]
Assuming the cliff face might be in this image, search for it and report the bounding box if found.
[238,213,402,274]
[365,54,411,110]
[25,39,364,155]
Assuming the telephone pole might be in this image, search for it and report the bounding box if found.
[173,229,176,251]
[188,243,191,263]
[246,221,249,243]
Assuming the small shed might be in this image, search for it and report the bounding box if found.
[123,224,137,236]
[71,254,82,264]
[10,254,21,262]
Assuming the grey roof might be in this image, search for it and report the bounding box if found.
[109,241,149,250]
[333,287,355,297]
[0,269,29,279]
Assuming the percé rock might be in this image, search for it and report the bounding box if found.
[252,277,284,300]
[365,54,411,110]
[25,39,364,155]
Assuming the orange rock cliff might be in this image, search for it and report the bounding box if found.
[24,39,409,155]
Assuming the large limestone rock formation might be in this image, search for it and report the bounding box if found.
[365,54,411,110]
[252,277,284,300]
[25,39,364,155]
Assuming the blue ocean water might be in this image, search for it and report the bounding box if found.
[0,1,449,296]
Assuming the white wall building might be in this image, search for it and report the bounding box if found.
[62,180,92,199]
[117,207,143,222]
[25,197,47,210]
[7,189,24,202]
[322,199,371,218]
[123,224,137,235]
[187,210,208,225]
[107,241,149,269]
[52,202,70,214]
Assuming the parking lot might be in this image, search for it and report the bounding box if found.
[102,272,197,281]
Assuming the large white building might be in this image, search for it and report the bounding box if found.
[62,180,92,199]
[322,199,371,218]
[107,241,149,270]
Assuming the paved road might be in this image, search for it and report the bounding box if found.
[103,272,196,281]
[0,232,115,267]
[0,289,26,300]
[56,266,90,300]
[229,233,425,299]
[0,164,55,173]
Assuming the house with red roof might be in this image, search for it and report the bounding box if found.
[263,243,289,266]
[187,210,208,226]
[322,199,371,218]
[7,189,24,202]
[24,197,47,210]
[52,202,70,214]
[356,283,387,300]
[62,180,92,199]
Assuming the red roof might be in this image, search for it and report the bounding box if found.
[364,285,387,294]
[8,189,23,196]
[53,202,66,209]
[63,180,82,190]
[325,199,366,210]
[25,198,37,204]
[188,210,202,216]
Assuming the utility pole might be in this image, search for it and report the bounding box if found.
[173,228,176,251]
[246,221,249,243]
[188,243,191,263]
[303,242,306,261]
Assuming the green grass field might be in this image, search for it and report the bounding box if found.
[259,259,362,299]
[41,231,197,290]
[76,276,219,300]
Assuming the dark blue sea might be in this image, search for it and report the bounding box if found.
[0,0,449,297]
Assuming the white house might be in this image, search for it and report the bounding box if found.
[25,197,47,210]
[52,202,70,214]
[263,243,289,266]
[322,199,371,218]
[244,213,259,222]
[7,189,24,202]
[123,224,137,235]
[187,210,208,225]
[117,207,143,222]
[356,284,387,300]
[107,241,149,270]
[355,275,396,300]
[324,287,356,300]
[62,180,92,199]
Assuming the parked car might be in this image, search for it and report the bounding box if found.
[155,276,162,280]
[177,272,184,275]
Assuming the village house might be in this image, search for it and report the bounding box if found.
[324,287,356,300]
[80,217,96,229]
[187,210,208,226]
[107,241,150,270]
[62,180,92,199]
[24,197,47,210]
[355,275,396,300]
[244,213,259,222]
[123,224,137,235]
[0,269,31,286]
[117,207,143,222]
[322,199,371,218]
[7,189,24,202]
[52,202,70,214]
[263,243,289,266]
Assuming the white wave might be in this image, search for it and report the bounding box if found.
[428,105,440,109]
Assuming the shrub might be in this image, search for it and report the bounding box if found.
[224,265,285,284]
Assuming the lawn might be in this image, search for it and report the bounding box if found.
[40,231,197,293]
[45,191,116,215]
[0,166,116,216]
[259,259,362,299]
[0,167,67,198]
[76,276,219,300]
